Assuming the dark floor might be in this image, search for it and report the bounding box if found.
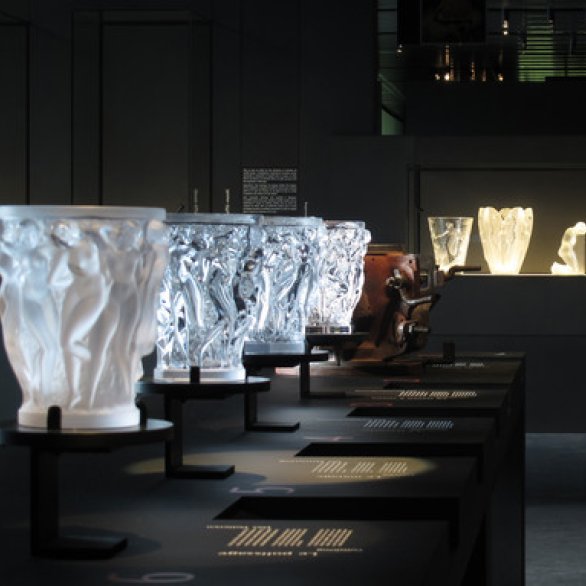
[526,433,586,586]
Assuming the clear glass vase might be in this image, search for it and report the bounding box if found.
[245,216,323,354]
[155,213,261,382]
[0,205,168,428]
[307,220,371,333]
[427,216,473,272]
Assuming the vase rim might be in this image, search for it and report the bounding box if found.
[324,219,366,228]
[427,216,474,220]
[260,215,322,227]
[166,212,259,225]
[0,205,166,220]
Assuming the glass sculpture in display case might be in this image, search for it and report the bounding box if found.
[550,222,586,275]
[245,215,322,354]
[427,216,473,272]
[307,220,371,333]
[0,205,168,428]
[155,213,261,382]
[478,207,533,274]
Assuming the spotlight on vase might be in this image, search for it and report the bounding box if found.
[427,216,473,272]
[155,213,261,383]
[307,220,371,334]
[245,216,322,354]
[0,205,168,429]
[478,207,533,274]
[551,222,586,275]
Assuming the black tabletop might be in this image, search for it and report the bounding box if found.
[0,419,173,450]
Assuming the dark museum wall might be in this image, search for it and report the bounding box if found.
[0,0,586,430]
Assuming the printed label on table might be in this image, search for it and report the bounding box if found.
[278,457,416,480]
[362,418,455,431]
[207,524,362,559]
[428,361,486,369]
[352,390,479,401]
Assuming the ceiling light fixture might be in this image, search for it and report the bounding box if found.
[502,10,509,36]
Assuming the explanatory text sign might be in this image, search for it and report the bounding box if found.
[242,167,298,214]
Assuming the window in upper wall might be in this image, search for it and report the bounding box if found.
[377,0,586,90]
[381,109,403,135]
[379,74,404,135]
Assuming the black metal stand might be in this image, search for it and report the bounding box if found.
[0,405,172,560]
[306,332,368,365]
[243,348,329,401]
[243,390,298,432]
[299,334,368,399]
[138,375,273,478]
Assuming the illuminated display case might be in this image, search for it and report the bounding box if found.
[417,167,586,276]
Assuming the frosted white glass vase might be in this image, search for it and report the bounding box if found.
[478,207,533,274]
[0,205,168,429]
[307,220,371,333]
[155,213,261,382]
[245,216,322,354]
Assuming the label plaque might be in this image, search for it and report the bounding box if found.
[277,456,421,481]
[350,389,479,401]
[242,167,298,214]
[207,523,361,559]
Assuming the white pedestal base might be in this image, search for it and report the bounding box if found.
[244,340,307,354]
[153,366,247,383]
[18,405,141,429]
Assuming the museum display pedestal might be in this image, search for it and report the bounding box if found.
[342,357,525,586]
[426,274,581,432]
[0,353,525,585]
[0,407,172,559]
[138,375,272,476]
[303,332,369,396]
[243,348,329,407]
